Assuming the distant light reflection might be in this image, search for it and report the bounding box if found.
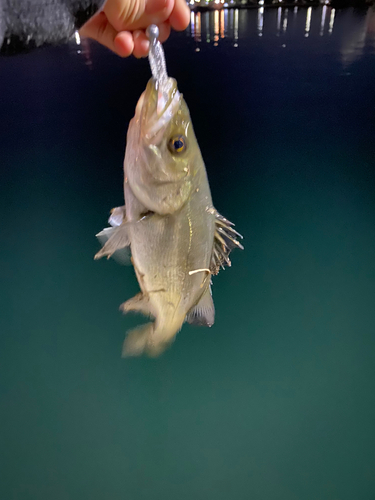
[185,6,371,54]
[214,10,219,44]
[305,7,312,37]
[220,10,225,38]
[206,11,210,43]
[283,9,288,33]
[277,7,282,35]
[257,7,264,37]
[340,7,375,66]
[234,9,239,47]
[196,13,201,42]
[329,8,335,34]
[190,11,195,38]
[320,5,327,36]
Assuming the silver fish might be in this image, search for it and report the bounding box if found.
[95,27,243,357]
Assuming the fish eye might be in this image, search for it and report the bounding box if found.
[168,135,187,154]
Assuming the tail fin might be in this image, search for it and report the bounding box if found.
[122,323,153,357]
[122,318,183,358]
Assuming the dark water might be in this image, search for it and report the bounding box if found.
[1,6,375,499]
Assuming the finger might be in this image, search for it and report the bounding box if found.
[145,0,169,15]
[132,30,149,58]
[168,0,190,31]
[105,0,174,33]
[140,0,175,28]
[80,13,134,57]
[132,22,171,59]
[158,21,171,43]
[114,31,135,57]
[104,0,145,32]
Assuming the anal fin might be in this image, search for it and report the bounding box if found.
[186,286,215,327]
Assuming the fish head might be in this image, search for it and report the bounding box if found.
[126,78,204,215]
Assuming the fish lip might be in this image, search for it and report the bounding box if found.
[140,78,158,130]
[143,78,158,108]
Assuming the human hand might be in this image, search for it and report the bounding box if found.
[79,0,190,57]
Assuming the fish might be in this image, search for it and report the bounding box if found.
[95,75,243,358]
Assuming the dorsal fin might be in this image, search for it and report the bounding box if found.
[186,286,215,327]
[210,209,244,275]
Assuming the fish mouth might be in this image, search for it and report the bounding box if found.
[138,77,181,139]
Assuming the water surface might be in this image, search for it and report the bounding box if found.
[1,7,375,500]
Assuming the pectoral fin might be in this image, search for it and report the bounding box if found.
[95,223,131,262]
[210,209,244,275]
[95,208,155,263]
[186,286,215,327]
[108,205,126,227]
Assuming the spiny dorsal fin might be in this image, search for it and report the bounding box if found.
[186,286,215,327]
[210,209,244,275]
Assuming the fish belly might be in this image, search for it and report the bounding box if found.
[129,192,215,320]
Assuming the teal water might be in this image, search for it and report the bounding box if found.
[1,6,375,499]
